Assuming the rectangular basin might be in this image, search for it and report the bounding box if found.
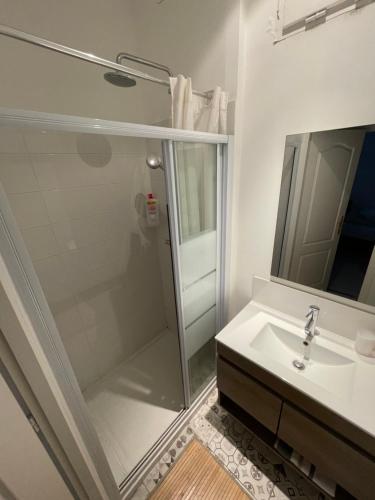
[248,313,355,399]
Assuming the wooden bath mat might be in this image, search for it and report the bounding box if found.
[150,439,250,499]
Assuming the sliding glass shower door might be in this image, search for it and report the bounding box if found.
[168,142,223,402]
[0,110,228,497]
[0,126,185,485]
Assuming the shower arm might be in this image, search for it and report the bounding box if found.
[0,23,212,99]
[116,52,173,78]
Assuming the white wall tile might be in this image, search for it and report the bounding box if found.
[63,330,99,389]
[85,185,115,214]
[81,239,117,273]
[0,128,27,153]
[33,255,75,305]
[86,261,118,290]
[21,225,59,261]
[50,298,86,341]
[107,155,140,185]
[78,285,130,329]
[31,154,59,190]
[52,212,113,251]
[6,192,50,228]
[43,186,115,222]
[24,130,78,154]
[60,251,94,295]
[40,190,67,222]
[32,154,111,190]
[33,155,85,190]
[0,155,39,193]
[80,157,113,185]
[52,157,87,188]
[86,319,125,377]
[2,131,169,392]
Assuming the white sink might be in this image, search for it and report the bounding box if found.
[251,322,352,367]
[216,303,375,441]
[250,317,355,398]
[234,312,355,399]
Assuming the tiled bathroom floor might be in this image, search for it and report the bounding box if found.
[132,388,325,500]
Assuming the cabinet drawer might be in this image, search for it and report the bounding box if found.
[279,404,375,499]
[217,357,282,433]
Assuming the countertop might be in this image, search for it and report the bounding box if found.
[216,301,375,440]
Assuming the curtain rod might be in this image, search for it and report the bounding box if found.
[0,23,212,99]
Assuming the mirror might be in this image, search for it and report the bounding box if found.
[272,126,375,309]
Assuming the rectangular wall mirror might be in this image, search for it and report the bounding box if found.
[272,125,375,311]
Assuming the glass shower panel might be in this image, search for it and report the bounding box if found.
[174,142,218,401]
[0,126,184,485]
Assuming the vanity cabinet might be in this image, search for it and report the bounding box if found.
[279,404,375,499]
[217,358,282,433]
[217,343,375,499]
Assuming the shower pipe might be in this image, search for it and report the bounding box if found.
[116,52,173,77]
[0,23,212,99]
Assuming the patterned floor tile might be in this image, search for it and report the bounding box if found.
[132,387,325,500]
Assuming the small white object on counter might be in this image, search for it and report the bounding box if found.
[355,329,375,357]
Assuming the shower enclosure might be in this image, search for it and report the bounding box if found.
[0,108,229,497]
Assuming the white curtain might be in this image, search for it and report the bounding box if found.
[170,75,226,241]
[176,143,216,241]
[170,75,228,134]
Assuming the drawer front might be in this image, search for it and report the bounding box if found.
[217,357,282,433]
[279,404,375,499]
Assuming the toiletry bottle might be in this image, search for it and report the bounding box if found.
[145,193,160,227]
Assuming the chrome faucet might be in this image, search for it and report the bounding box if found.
[303,305,320,361]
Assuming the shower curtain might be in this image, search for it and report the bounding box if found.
[170,75,226,240]
[170,75,228,134]
[175,143,216,241]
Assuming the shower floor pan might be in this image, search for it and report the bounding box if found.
[83,329,183,484]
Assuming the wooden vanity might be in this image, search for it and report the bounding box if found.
[217,342,375,499]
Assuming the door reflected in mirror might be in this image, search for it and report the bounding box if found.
[272,126,375,309]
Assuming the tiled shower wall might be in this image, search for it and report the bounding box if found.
[0,127,167,390]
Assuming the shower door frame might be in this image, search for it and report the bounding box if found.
[163,140,229,405]
[0,107,231,498]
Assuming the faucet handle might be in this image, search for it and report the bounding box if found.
[306,305,320,318]
[310,305,320,311]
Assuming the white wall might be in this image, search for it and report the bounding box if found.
[0,373,72,500]
[130,0,240,97]
[0,128,167,390]
[0,0,242,127]
[127,0,242,126]
[229,0,375,316]
[0,0,148,123]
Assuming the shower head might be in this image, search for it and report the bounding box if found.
[104,52,173,89]
[146,154,164,170]
[104,71,137,87]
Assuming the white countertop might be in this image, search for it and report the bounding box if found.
[216,301,375,439]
